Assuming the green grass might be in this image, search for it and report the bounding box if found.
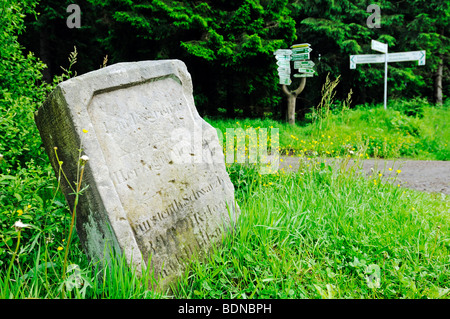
[173,160,450,299]
[205,100,450,161]
[0,241,164,298]
[2,160,449,299]
[1,100,449,299]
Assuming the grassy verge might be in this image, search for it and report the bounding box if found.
[3,156,448,299]
[205,100,449,161]
[1,100,448,299]
[174,160,450,298]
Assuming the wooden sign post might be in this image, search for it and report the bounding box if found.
[274,43,317,125]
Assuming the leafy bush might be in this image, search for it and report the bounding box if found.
[386,111,421,136]
[0,0,64,271]
[390,97,428,118]
[0,1,52,172]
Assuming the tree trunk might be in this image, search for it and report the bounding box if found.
[435,53,443,105]
[282,77,306,125]
[286,94,296,125]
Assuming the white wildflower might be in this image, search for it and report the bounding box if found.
[13,220,31,232]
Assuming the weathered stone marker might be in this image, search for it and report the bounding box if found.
[35,60,239,292]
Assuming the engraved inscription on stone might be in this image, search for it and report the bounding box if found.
[35,60,239,292]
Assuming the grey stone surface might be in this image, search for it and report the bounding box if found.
[35,60,239,292]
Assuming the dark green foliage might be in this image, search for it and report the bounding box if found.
[0,0,75,272]
[84,0,296,117]
[1,0,449,298]
[390,97,427,118]
[293,0,449,109]
[18,0,449,119]
[0,1,51,172]
[20,0,109,81]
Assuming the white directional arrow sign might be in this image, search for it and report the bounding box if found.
[371,39,388,53]
[275,45,316,86]
[294,60,315,69]
[297,68,315,74]
[387,51,426,65]
[291,53,310,61]
[292,47,313,54]
[350,51,426,68]
[275,55,291,61]
[276,60,290,68]
[349,54,385,68]
[274,49,292,56]
[279,76,292,85]
[350,39,426,110]
[278,70,291,77]
[277,66,290,72]
[294,73,314,77]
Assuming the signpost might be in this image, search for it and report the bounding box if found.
[275,55,291,61]
[371,39,387,53]
[371,40,389,111]
[277,61,290,68]
[291,53,310,61]
[291,43,311,48]
[350,39,426,110]
[292,47,313,54]
[274,43,317,125]
[290,44,315,77]
[296,68,315,74]
[350,54,385,68]
[279,77,292,85]
[294,60,315,69]
[274,49,292,55]
[277,67,290,73]
[274,49,292,85]
[387,51,426,65]
[274,43,317,85]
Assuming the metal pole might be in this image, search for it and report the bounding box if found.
[384,49,388,110]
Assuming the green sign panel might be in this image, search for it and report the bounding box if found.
[279,77,292,85]
[297,68,315,73]
[292,47,312,54]
[275,45,316,84]
[294,60,315,68]
[291,53,310,61]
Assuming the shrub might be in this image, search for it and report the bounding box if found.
[390,97,428,118]
[0,1,52,172]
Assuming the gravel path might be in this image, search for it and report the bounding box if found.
[279,156,450,195]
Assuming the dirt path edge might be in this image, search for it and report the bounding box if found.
[279,157,450,195]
